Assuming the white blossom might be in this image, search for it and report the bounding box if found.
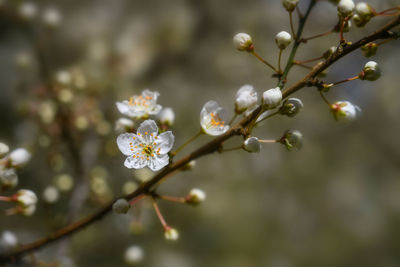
[157,107,175,126]
[360,61,381,81]
[263,87,282,109]
[338,0,355,17]
[115,118,135,133]
[187,188,206,205]
[243,137,261,153]
[164,227,179,241]
[200,101,229,136]
[117,120,174,171]
[124,246,144,265]
[355,2,374,18]
[275,31,292,49]
[8,148,31,167]
[282,0,299,12]
[15,189,37,208]
[116,89,162,119]
[233,33,253,51]
[331,101,361,121]
[235,85,258,113]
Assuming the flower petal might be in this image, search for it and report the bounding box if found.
[117,133,139,156]
[116,101,130,115]
[137,120,158,136]
[124,156,147,169]
[147,154,169,171]
[155,131,175,154]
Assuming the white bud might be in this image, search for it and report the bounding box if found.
[42,7,62,28]
[18,2,38,20]
[279,98,303,117]
[243,137,261,153]
[0,231,18,250]
[360,61,381,81]
[337,0,355,17]
[0,169,18,190]
[8,148,31,167]
[157,107,175,126]
[42,186,59,204]
[331,101,361,121]
[124,245,144,265]
[275,31,292,49]
[0,142,9,157]
[262,87,282,109]
[235,84,258,113]
[187,188,206,205]
[15,189,37,208]
[282,0,299,12]
[355,2,374,18]
[164,227,179,241]
[115,118,134,133]
[112,199,130,214]
[233,33,253,51]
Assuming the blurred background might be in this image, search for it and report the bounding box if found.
[1,0,400,266]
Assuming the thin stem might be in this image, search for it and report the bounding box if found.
[152,198,168,230]
[376,38,393,46]
[228,113,238,125]
[377,7,400,15]
[158,195,186,204]
[278,49,283,73]
[319,91,331,106]
[289,12,297,40]
[255,110,280,125]
[251,50,279,73]
[339,17,349,42]
[171,130,202,156]
[258,139,278,143]
[301,29,333,42]
[129,194,146,206]
[294,56,324,64]
[0,196,13,202]
[332,75,359,86]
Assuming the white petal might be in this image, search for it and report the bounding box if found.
[124,156,147,169]
[116,101,130,115]
[137,120,158,137]
[142,89,159,101]
[204,125,229,136]
[148,104,162,115]
[148,154,169,171]
[156,131,175,154]
[117,133,139,156]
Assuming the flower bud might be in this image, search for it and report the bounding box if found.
[0,142,9,158]
[112,198,131,214]
[235,84,258,113]
[282,0,299,12]
[115,118,135,133]
[124,245,144,265]
[8,148,31,167]
[279,98,303,117]
[42,186,59,204]
[0,231,18,250]
[355,2,374,19]
[359,61,381,81]
[15,189,37,208]
[233,33,253,52]
[243,137,261,153]
[263,87,282,109]
[186,188,206,205]
[337,0,355,17]
[164,227,179,241]
[275,31,292,49]
[157,107,175,126]
[331,101,361,121]
[280,130,303,151]
[361,43,377,58]
[0,169,18,190]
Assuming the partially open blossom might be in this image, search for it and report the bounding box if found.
[279,98,303,117]
[8,148,31,167]
[233,33,253,52]
[200,101,229,136]
[112,199,130,214]
[116,89,162,119]
[0,142,9,157]
[280,130,303,151]
[243,137,261,153]
[15,189,37,208]
[235,84,258,114]
[157,107,175,126]
[337,0,355,17]
[275,31,292,49]
[186,188,206,205]
[124,245,144,265]
[331,101,361,121]
[115,118,135,133]
[359,61,381,81]
[0,168,18,190]
[263,87,282,109]
[282,0,299,12]
[117,120,174,171]
[164,227,179,241]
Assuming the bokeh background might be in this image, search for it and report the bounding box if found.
[1,0,400,266]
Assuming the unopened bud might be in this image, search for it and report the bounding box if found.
[8,148,31,167]
[275,31,292,49]
[243,137,261,153]
[235,85,258,114]
[337,0,355,17]
[164,227,179,241]
[157,107,175,126]
[280,130,303,151]
[263,87,282,109]
[233,33,253,52]
[282,0,299,12]
[186,188,206,205]
[0,231,18,250]
[361,43,377,58]
[112,198,130,214]
[359,61,381,81]
[355,2,374,19]
[15,189,37,208]
[115,118,134,133]
[0,169,18,190]
[279,98,303,117]
[331,101,361,121]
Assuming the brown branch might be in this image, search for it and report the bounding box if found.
[1,11,399,266]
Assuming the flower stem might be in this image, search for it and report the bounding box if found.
[255,110,280,125]
[258,139,278,143]
[0,196,12,202]
[158,195,186,204]
[251,50,279,73]
[332,75,359,86]
[171,130,203,156]
[301,29,333,42]
[152,198,168,230]
[294,56,324,64]
[278,49,283,74]
[376,38,394,46]
[339,17,350,42]
[319,91,331,106]
[129,194,146,206]
[289,11,297,40]
[228,113,238,125]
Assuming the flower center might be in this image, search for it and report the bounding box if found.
[128,95,153,108]
[210,112,225,127]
